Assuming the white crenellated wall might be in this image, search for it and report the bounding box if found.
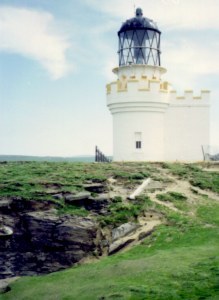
[106,65,210,162]
[164,90,210,161]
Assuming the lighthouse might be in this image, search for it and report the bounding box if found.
[106,8,210,162]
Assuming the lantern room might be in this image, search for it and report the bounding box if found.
[118,8,161,66]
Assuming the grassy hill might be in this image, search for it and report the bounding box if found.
[0,162,218,300]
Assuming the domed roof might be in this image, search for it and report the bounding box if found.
[118,8,160,34]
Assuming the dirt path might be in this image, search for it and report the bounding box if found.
[107,177,133,200]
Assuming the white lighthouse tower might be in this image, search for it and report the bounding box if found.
[106,8,210,162]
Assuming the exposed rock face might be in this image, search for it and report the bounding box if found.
[109,238,135,255]
[65,192,91,204]
[108,223,140,255]
[112,223,140,241]
[10,197,56,212]
[0,207,101,279]
[85,194,110,213]
[0,178,113,280]
[59,191,110,213]
[0,199,12,213]
[83,183,106,193]
[0,177,162,279]
[0,277,19,294]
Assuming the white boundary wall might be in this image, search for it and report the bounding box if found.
[165,91,210,161]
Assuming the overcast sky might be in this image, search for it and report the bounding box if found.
[0,0,218,156]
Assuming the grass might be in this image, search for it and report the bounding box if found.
[0,161,155,199]
[0,162,219,299]
[1,204,218,300]
[98,196,153,227]
[156,191,189,211]
[156,191,187,202]
[57,204,89,217]
[163,163,219,193]
[2,247,218,300]
[0,162,156,216]
[196,203,219,226]
[190,172,219,194]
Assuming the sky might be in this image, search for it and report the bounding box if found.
[0,0,218,156]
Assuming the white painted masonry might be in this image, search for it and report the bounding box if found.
[106,65,210,162]
[165,90,210,161]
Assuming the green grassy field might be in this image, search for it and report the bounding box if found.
[0,162,219,299]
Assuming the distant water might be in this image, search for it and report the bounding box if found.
[0,155,95,162]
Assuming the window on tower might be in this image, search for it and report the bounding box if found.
[135,132,142,149]
[136,141,142,149]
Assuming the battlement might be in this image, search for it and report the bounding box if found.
[169,90,210,105]
[106,74,169,95]
[107,77,210,107]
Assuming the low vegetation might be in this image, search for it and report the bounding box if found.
[0,162,157,219]
[99,195,153,226]
[156,191,189,211]
[0,161,219,299]
[163,162,219,193]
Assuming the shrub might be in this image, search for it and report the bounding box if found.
[111,196,123,203]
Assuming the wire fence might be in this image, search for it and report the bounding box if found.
[202,145,219,161]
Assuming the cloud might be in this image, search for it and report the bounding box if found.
[84,1,219,75]
[85,0,219,30]
[162,38,219,90]
[0,6,71,79]
[84,0,219,92]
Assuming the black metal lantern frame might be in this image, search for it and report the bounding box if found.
[118,28,161,67]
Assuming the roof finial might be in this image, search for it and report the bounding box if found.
[136,7,143,17]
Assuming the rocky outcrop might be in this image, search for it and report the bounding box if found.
[0,225,13,237]
[0,209,102,279]
[0,199,12,213]
[58,191,110,214]
[108,223,140,255]
[85,194,110,213]
[83,183,106,193]
[0,177,163,280]
[65,192,91,204]
[10,197,57,212]
[112,223,140,241]
[0,277,19,294]
[0,177,112,280]
[109,238,135,255]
